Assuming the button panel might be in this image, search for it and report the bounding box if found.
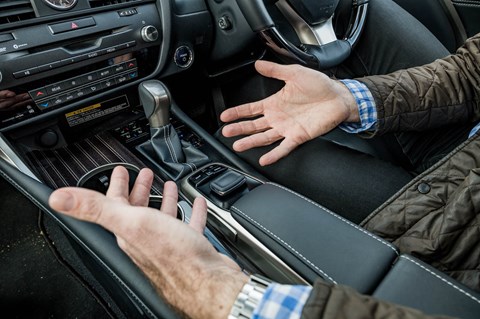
[12,41,136,79]
[49,17,97,35]
[28,59,139,110]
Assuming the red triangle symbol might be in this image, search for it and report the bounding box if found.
[71,22,79,29]
[36,91,44,96]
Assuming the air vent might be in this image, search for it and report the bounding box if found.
[0,0,35,26]
[89,0,143,8]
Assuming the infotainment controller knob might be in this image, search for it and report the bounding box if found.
[141,25,159,43]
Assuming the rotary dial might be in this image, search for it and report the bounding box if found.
[42,0,78,10]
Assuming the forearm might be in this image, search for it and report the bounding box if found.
[357,34,480,135]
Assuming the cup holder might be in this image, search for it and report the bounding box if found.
[77,163,184,222]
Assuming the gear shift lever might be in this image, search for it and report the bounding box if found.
[137,80,209,180]
[138,80,171,128]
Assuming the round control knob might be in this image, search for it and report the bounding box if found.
[174,46,194,69]
[141,25,159,42]
[38,129,59,147]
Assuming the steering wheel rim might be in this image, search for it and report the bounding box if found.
[236,0,369,70]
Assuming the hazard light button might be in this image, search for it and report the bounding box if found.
[49,17,96,35]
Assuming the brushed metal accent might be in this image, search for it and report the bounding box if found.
[0,135,40,182]
[276,0,337,45]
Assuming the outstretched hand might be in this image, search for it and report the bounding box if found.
[49,166,247,319]
[221,60,358,166]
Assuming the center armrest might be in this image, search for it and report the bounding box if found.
[231,183,399,293]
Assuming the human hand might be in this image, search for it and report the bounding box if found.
[0,90,31,111]
[221,60,358,166]
[49,166,248,319]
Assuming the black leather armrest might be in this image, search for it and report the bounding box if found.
[231,183,399,293]
[373,255,480,318]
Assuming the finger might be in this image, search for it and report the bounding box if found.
[222,117,270,137]
[220,101,264,123]
[254,60,296,81]
[129,168,154,206]
[161,181,178,218]
[106,166,130,199]
[189,197,208,234]
[232,129,283,152]
[49,187,130,232]
[259,138,299,166]
[0,90,16,99]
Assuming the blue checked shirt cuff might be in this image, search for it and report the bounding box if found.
[338,79,378,134]
[469,122,480,138]
[252,284,312,319]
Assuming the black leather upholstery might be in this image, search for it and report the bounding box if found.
[231,183,399,293]
[374,255,480,318]
[0,158,179,319]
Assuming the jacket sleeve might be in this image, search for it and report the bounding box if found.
[301,280,455,319]
[357,33,480,135]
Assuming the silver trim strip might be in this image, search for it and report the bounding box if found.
[180,163,308,285]
[276,0,337,46]
[0,134,40,182]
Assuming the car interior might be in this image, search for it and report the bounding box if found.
[1,0,480,318]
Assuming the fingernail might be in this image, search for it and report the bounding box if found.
[52,191,74,211]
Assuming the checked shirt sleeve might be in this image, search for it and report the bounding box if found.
[252,284,312,319]
[338,79,378,133]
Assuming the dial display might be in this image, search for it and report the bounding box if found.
[42,0,78,10]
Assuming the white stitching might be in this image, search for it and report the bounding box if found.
[400,256,480,304]
[266,183,399,255]
[231,205,337,284]
[162,126,176,163]
[166,126,179,163]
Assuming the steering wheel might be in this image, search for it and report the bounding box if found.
[236,0,369,70]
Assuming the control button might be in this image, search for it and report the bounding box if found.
[37,101,51,109]
[79,72,99,83]
[62,77,84,89]
[115,41,136,51]
[38,129,59,148]
[73,89,87,99]
[85,83,103,94]
[103,78,117,88]
[51,96,66,106]
[128,71,138,80]
[86,51,101,59]
[0,33,14,43]
[116,74,128,84]
[141,25,159,43]
[118,9,137,17]
[45,83,66,95]
[125,59,137,69]
[174,46,193,69]
[218,15,233,30]
[49,17,96,34]
[38,61,66,73]
[64,92,76,103]
[13,67,38,79]
[112,62,126,73]
[71,55,89,64]
[98,67,114,78]
[29,88,48,101]
[105,46,117,55]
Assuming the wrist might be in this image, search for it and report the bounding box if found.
[228,274,272,319]
[335,80,360,123]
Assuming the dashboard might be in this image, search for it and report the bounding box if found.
[0,0,255,133]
